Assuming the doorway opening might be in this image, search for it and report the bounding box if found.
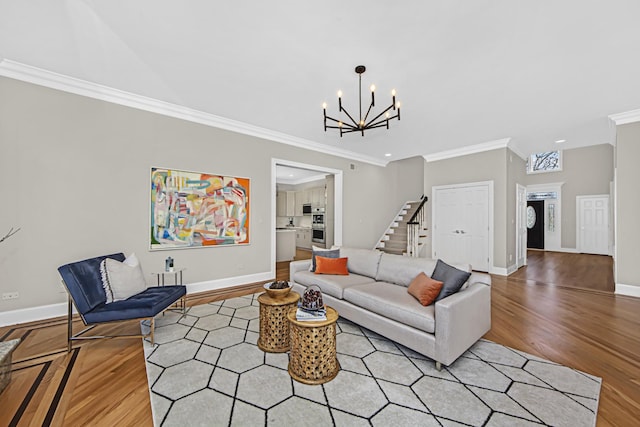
[271,159,343,272]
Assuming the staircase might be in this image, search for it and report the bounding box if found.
[376,197,429,257]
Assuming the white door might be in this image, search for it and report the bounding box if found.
[516,184,527,268]
[578,195,609,255]
[433,183,490,272]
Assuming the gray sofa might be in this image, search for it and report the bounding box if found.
[289,247,491,369]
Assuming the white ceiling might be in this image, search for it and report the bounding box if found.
[1,1,639,163]
[276,165,326,185]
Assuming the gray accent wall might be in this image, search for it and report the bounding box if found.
[615,122,640,290]
[424,148,508,270]
[0,77,423,314]
[525,144,614,249]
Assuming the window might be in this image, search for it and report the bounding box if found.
[526,151,562,174]
[527,191,558,201]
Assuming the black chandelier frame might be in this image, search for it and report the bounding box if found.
[323,65,400,137]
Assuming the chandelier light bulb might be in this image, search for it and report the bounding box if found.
[322,102,327,109]
[396,101,401,109]
[338,121,343,127]
[370,84,376,92]
[391,89,396,96]
[337,90,343,98]
[386,112,390,118]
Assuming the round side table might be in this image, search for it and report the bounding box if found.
[287,306,340,385]
[257,292,300,353]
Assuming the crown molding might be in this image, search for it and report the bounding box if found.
[423,138,512,162]
[0,59,388,167]
[609,108,640,125]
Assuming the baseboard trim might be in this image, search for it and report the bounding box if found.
[615,283,640,298]
[0,271,274,327]
[490,266,509,276]
[0,302,75,327]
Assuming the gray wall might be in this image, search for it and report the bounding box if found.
[525,144,614,249]
[615,122,640,289]
[0,77,423,313]
[423,148,508,269]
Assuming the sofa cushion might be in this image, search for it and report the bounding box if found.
[407,272,443,306]
[343,282,436,334]
[376,253,438,287]
[315,256,349,275]
[340,247,383,278]
[83,285,186,324]
[292,270,375,299]
[310,248,340,272]
[432,259,472,301]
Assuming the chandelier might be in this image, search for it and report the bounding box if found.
[323,65,401,137]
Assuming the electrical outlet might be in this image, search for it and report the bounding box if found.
[2,292,19,300]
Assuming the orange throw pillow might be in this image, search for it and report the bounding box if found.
[407,272,443,306]
[315,256,349,275]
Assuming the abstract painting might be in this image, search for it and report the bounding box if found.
[150,168,250,250]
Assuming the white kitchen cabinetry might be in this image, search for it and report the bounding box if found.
[311,187,325,206]
[295,228,312,249]
[277,191,296,217]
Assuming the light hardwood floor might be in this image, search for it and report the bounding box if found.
[1,251,638,426]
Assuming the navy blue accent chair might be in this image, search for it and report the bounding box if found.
[58,253,186,351]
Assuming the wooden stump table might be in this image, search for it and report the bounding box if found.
[257,292,300,353]
[287,306,340,385]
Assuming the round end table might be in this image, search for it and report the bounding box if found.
[257,291,300,353]
[287,306,340,385]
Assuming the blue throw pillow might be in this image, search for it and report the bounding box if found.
[310,248,340,272]
[432,259,471,301]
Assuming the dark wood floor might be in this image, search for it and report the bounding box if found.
[1,250,638,426]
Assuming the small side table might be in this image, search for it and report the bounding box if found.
[151,269,187,312]
[257,292,300,353]
[287,306,340,385]
[151,268,186,286]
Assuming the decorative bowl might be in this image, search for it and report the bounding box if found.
[263,281,291,298]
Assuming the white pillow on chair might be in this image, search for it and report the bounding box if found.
[100,253,147,303]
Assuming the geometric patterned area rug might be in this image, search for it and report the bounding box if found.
[143,294,601,426]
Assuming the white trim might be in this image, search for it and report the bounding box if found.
[0,59,387,167]
[609,109,640,125]
[431,180,494,273]
[490,264,518,276]
[271,159,344,269]
[615,283,640,298]
[0,271,272,327]
[186,271,273,294]
[423,138,511,162]
[0,302,76,327]
[507,144,528,161]
[556,247,579,253]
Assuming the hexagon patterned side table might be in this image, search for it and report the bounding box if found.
[257,291,300,353]
[287,306,340,385]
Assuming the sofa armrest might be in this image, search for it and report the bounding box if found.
[434,281,491,366]
[289,259,311,283]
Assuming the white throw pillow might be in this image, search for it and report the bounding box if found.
[100,253,147,303]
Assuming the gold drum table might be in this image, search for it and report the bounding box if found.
[257,292,300,353]
[287,306,339,384]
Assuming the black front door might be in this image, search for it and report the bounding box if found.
[527,200,544,249]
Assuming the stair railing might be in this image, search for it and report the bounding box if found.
[406,196,428,257]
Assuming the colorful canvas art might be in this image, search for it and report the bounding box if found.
[150,168,250,250]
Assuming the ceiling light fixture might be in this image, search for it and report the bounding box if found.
[323,65,400,137]
[555,139,566,144]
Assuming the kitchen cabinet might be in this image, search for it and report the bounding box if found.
[277,191,295,217]
[295,228,312,249]
[311,187,325,206]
